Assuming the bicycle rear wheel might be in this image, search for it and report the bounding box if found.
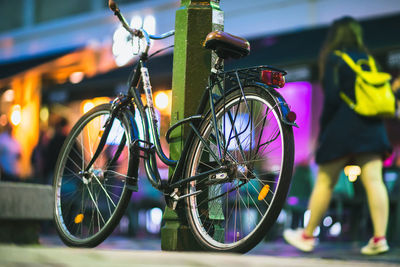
[184,85,294,253]
[53,103,137,247]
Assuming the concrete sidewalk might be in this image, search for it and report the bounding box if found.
[1,235,400,267]
[1,244,398,267]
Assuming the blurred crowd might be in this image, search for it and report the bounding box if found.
[0,114,69,184]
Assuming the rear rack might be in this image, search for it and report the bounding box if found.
[218,65,287,89]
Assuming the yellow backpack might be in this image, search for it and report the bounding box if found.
[334,50,395,117]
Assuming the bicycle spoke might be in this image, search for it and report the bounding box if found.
[92,174,117,208]
[85,183,105,224]
[54,104,135,246]
[186,88,293,252]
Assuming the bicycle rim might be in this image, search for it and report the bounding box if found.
[185,87,294,252]
[54,104,134,247]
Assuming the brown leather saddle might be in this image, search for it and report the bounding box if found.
[203,31,250,59]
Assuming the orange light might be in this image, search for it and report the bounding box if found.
[344,165,361,182]
[0,114,7,126]
[10,105,21,126]
[83,101,95,114]
[258,184,270,201]
[69,71,85,84]
[74,213,84,224]
[39,107,49,122]
[2,89,14,102]
[81,97,110,115]
[154,91,169,110]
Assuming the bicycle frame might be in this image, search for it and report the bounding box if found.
[89,0,297,204]
[125,54,222,193]
[85,45,296,209]
[128,59,176,187]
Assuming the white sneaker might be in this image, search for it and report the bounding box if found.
[361,237,389,255]
[283,228,315,252]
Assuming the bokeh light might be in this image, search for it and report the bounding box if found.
[10,105,21,126]
[0,114,7,126]
[69,71,85,84]
[83,101,95,114]
[154,91,169,110]
[2,89,14,102]
[40,107,49,122]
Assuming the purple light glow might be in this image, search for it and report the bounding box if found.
[279,82,313,165]
[287,196,299,206]
[223,113,254,151]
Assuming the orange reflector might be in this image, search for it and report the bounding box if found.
[74,214,84,224]
[344,165,361,182]
[258,184,270,201]
[98,130,104,138]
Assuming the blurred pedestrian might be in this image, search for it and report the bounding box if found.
[393,76,400,94]
[44,116,69,185]
[0,122,22,181]
[31,129,50,184]
[393,76,400,117]
[283,16,391,255]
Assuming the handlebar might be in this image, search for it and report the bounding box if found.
[108,0,119,13]
[108,0,174,44]
[109,0,140,37]
[150,30,175,40]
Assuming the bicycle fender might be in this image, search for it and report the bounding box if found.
[249,82,298,128]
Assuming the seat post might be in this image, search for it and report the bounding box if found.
[211,57,223,74]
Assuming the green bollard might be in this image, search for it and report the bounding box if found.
[161,0,223,251]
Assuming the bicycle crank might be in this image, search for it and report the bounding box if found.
[169,188,202,210]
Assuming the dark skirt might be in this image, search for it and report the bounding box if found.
[315,103,392,164]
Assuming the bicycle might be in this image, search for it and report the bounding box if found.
[53,0,297,254]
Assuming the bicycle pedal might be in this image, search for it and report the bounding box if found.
[169,190,201,210]
[171,189,202,201]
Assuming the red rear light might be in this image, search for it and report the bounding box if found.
[286,111,297,122]
[261,70,285,88]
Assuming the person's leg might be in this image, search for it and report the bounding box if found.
[355,153,389,255]
[283,157,348,252]
[356,153,389,238]
[304,157,348,237]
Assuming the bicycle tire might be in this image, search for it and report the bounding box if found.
[184,85,294,253]
[53,103,138,247]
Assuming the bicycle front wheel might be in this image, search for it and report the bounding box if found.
[184,85,294,253]
[53,103,137,247]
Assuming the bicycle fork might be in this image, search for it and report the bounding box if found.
[83,95,129,173]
